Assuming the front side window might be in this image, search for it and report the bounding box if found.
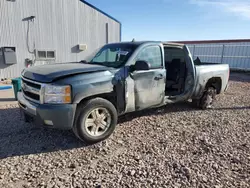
[136,45,162,69]
[89,44,136,68]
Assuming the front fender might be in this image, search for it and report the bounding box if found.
[73,82,114,104]
[52,71,115,104]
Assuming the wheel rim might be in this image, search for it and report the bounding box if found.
[202,88,216,108]
[84,107,111,137]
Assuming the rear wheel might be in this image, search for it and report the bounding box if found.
[73,98,118,144]
[192,87,216,110]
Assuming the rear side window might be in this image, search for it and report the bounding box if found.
[137,46,162,69]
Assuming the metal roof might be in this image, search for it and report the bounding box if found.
[170,39,250,44]
[80,0,121,24]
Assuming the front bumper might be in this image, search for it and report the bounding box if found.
[17,92,76,130]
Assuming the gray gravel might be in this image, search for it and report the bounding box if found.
[0,73,250,188]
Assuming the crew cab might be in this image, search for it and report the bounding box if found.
[18,41,230,143]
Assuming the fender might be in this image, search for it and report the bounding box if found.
[73,80,114,104]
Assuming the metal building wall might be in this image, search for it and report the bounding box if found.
[187,42,250,70]
[0,0,121,79]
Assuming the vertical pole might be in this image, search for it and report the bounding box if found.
[119,23,122,42]
[105,23,109,61]
[221,44,225,64]
[193,45,196,59]
[105,23,109,44]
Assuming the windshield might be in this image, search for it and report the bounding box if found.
[88,44,137,68]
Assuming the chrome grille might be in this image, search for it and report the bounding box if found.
[22,79,41,90]
[21,77,43,104]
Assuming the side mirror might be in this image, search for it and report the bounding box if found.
[131,60,150,72]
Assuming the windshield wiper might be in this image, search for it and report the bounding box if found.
[79,60,88,64]
[79,60,107,67]
[88,62,107,66]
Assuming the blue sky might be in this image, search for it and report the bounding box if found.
[89,0,250,41]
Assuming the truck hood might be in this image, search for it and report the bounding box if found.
[22,62,112,83]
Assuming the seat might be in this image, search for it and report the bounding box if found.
[166,59,186,93]
[166,59,181,86]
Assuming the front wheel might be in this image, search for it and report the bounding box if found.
[73,98,118,144]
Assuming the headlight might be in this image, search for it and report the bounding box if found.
[44,85,71,104]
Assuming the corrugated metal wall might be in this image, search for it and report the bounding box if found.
[187,42,250,70]
[0,0,121,79]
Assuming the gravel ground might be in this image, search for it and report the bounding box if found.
[0,73,249,188]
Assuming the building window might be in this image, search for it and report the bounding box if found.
[36,50,56,60]
[47,51,55,58]
[37,51,46,59]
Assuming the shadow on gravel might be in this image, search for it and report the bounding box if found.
[118,102,196,124]
[213,106,250,110]
[230,72,250,82]
[1,103,249,159]
[0,107,85,159]
[118,102,250,124]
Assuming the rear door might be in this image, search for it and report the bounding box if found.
[130,45,166,110]
[182,45,196,99]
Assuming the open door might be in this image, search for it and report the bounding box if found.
[164,44,196,102]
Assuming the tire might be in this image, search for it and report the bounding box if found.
[73,98,118,144]
[199,87,216,110]
[191,99,200,108]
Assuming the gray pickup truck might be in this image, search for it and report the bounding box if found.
[18,41,229,143]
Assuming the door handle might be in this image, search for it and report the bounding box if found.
[154,74,164,80]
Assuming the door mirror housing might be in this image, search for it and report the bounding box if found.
[131,60,150,72]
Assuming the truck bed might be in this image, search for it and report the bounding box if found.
[195,62,223,66]
[193,63,230,97]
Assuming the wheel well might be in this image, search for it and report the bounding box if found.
[205,77,222,94]
[77,93,117,110]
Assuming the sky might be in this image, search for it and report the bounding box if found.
[89,0,250,41]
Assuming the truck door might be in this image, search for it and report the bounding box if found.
[130,45,166,110]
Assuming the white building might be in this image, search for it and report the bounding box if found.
[0,0,121,79]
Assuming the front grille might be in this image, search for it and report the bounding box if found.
[22,90,40,101]
[21,77,42,103]
[22,79,41,89]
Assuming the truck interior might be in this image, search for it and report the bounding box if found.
[164,46,187,96]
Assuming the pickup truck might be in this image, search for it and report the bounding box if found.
[18,41,230,143]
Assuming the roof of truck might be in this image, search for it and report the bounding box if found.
[162,42,185,46]
[108,41,156,45]
[108,41,185,47]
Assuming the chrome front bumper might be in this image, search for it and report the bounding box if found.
[17,92,37,116]
[17,91,77,130]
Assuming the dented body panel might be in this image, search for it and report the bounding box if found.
[131,69,166,110]
[53,70,115,104]
[22,63,112,83]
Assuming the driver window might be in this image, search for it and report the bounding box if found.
[137,45,162,69]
